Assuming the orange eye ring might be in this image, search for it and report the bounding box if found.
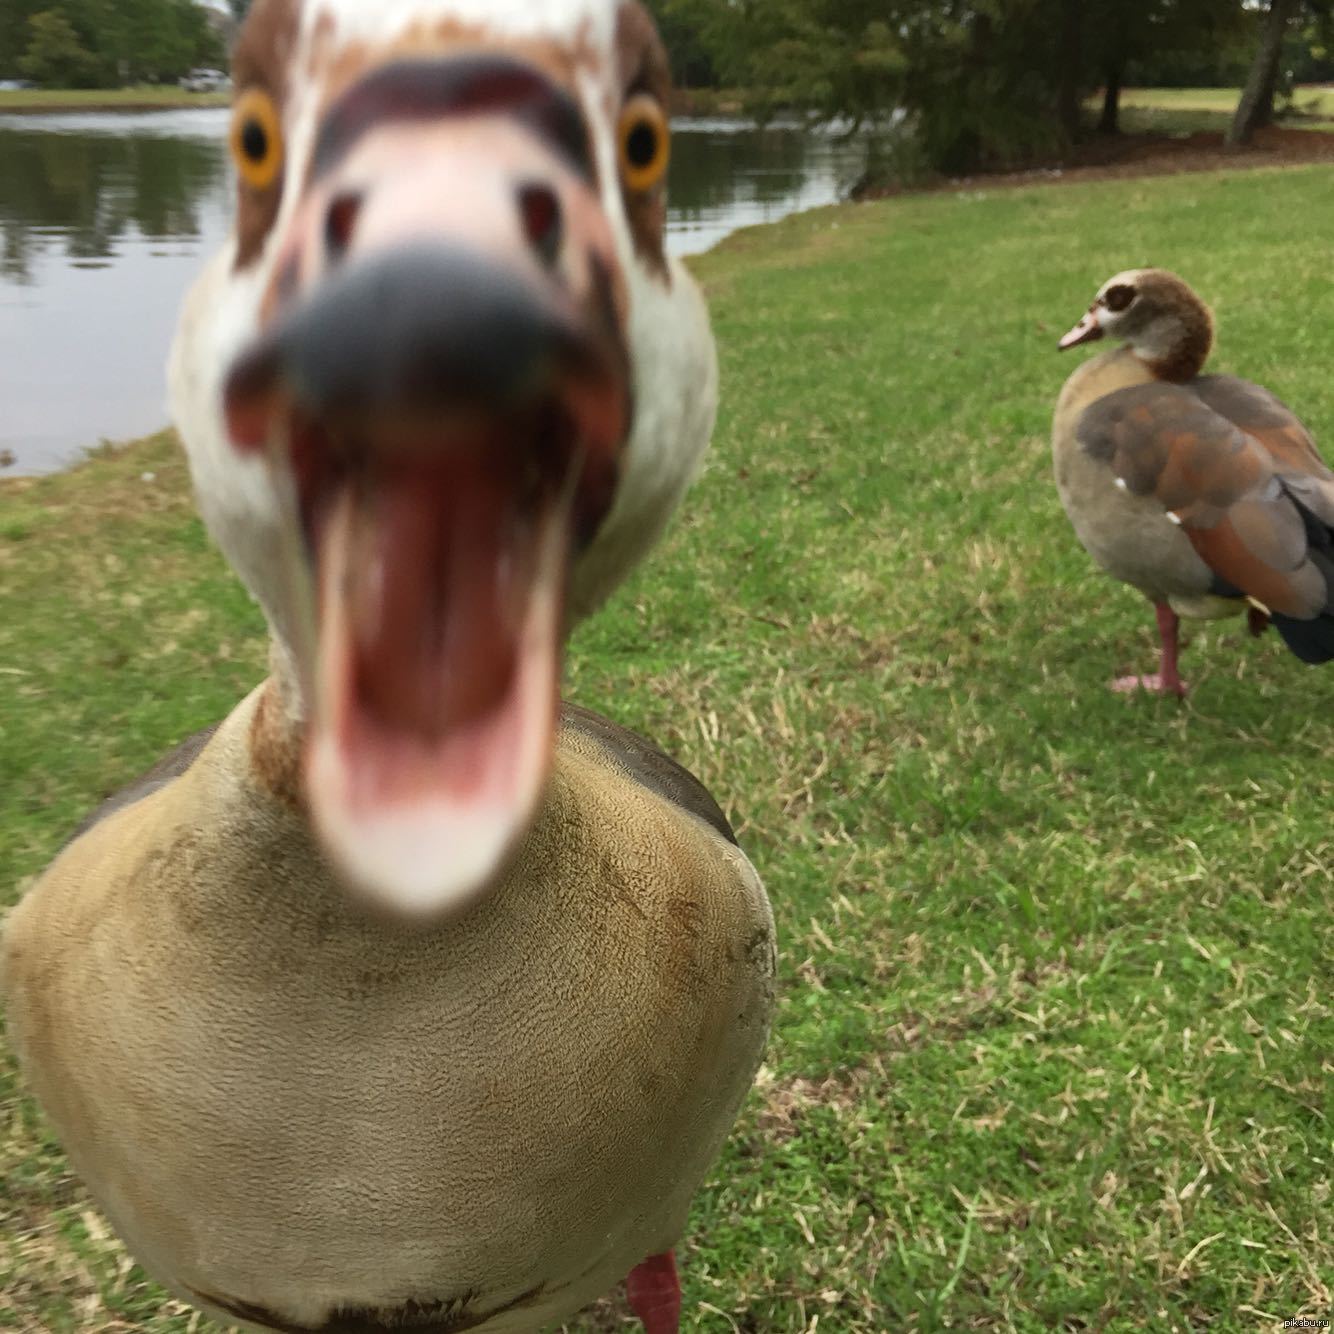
[618,93,670,194]
[230,88,284,191]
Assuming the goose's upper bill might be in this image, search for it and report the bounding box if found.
[170,0,717,915]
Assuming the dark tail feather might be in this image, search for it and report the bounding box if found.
[1273,612,1334,664]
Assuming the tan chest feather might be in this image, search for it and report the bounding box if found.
[2,701,775,1333]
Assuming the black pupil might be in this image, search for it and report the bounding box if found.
[242,119,269,163]
[626,120,658,170]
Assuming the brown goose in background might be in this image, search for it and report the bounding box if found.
[1052,268,1334,696]
[0,2,775,1331]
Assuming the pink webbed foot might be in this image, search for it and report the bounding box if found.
[1111,673,1188,698]
[1111,604,1187,697]
[626,1251,681,1334]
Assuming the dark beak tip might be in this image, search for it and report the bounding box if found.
[225,242,628,450]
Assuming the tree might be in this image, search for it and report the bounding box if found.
[1229,0,1299,145]
[642,0,715,88]
[1086,0,1247,135]
[1057,0,1083,140]
[19,9,97,86]
[665,0,909,127]
[2,0,223,86]
[1,1,46,76]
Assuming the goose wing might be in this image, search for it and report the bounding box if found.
[1077,377,1334,662]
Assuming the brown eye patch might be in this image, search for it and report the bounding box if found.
[615,2,672,284]
[1103,284,1135,313]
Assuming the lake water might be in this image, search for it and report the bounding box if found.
[0,110,864,475]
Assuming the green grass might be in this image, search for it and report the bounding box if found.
[3,165,1333,1332]
[1118,84,1334,134]
[0,86,229,113]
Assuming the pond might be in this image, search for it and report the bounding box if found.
[0,109,866,476]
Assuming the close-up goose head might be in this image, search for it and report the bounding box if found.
[1058,267,1214,381]
[169,0,716,917]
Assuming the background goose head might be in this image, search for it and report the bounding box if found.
[169,0,717,916]
[1058,267,1214,382]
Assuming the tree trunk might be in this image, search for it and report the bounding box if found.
[1255,52,1282,128]
[1228,0,1295,147]
[1099,61,1124,135]
[1056,0,1083,140]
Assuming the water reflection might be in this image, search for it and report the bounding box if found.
[1,123,226,282]
[0,110,235,475]
[670,119,863,255]
[0,111,863,475]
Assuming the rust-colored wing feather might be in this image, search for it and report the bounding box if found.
[1077,378,1334,663]
[1193,375,1333,484]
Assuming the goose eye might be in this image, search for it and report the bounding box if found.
[618,94,670,194]
[231,89,284,191]
[1103,284,1135,313]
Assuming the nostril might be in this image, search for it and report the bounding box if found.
[325,190,364,262]
[517,183,563,267]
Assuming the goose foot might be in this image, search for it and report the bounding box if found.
[625,1251,681,1334]
[1111,673,1188,698]
[1111,603,1188,697]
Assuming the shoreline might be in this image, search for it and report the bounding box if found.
[0,89,230,114]
[7,138,1334,482]
[0,87,732,117]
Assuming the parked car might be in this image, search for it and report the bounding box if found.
[0,79,35,92]
[180,69,230,94]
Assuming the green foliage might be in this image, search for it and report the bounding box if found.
[17,10,97,87]
[667,0,909,125]
[0,0,222,87]
[901,0,1073,171]
[1117,0,1256,86]
[656,1,1329,171]
[642,0,716,89]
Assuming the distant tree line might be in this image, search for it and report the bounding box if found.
[655,0,1334,171]
[0,0,224,87]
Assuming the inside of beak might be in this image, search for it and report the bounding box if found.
[1058,310,1105,351]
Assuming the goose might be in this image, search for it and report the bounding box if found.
[1053,268,1334,696]
[0,3,776,1332]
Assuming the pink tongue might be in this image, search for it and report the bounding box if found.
[344,459,530,739]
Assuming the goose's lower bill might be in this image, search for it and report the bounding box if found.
[307,463,572,916]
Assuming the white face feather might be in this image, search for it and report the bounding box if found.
[304,0,619,47]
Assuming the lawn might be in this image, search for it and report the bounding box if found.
[1119,84,1334,133]
[2,164,1331,1332]
[0,87,229,113]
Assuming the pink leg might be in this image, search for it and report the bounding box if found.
[625,1252,681,1334]
[1112,602,1188,697]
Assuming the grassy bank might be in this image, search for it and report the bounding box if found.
[1119,84,1334,134]
[3,165,1332,1331]
[0,86,229,113]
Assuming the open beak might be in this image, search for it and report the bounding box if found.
[222,57,630,915]
[1058,309,1104,350]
